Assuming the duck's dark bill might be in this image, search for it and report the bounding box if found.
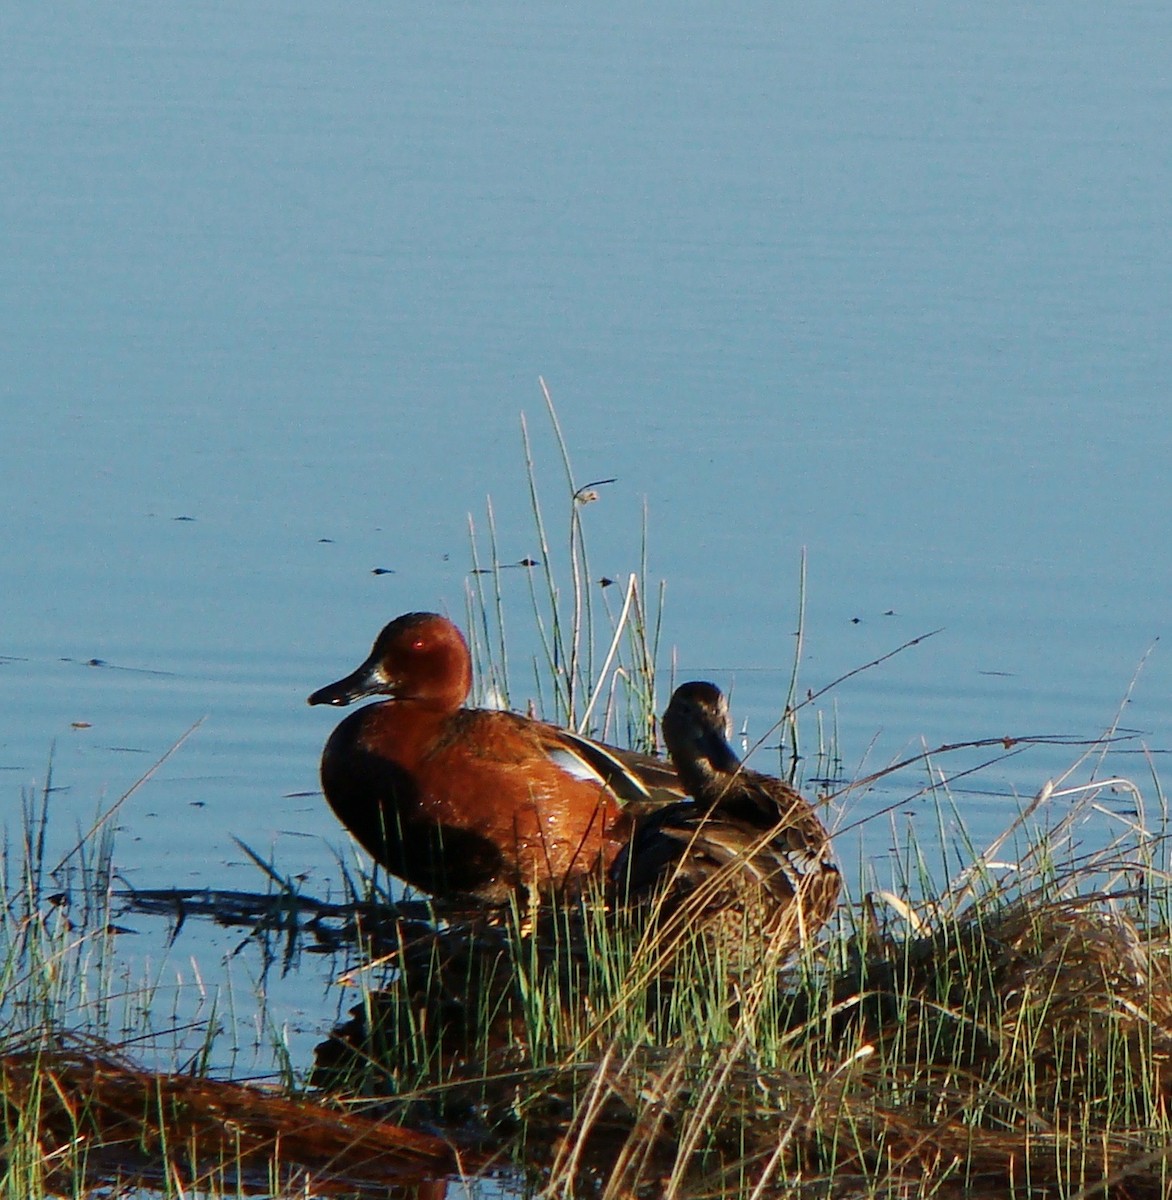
[307,662,384,706]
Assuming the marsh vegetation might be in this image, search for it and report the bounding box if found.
[3,422,1168,1198]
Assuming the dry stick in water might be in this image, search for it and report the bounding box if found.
[577,572,638,734]
[0,1045,465,1188]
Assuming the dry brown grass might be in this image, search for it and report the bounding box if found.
[0,1039,471,1196]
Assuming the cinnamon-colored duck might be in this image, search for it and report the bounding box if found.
[613,681,840,956]
[308,612,681,903]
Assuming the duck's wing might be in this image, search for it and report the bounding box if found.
[615,800,839,903]
[666,813,807,898]
[714,771,834,847]
[540,726,683,807]
[605,743,685,803]
[608,800,698,894]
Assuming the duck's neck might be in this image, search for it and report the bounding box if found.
[364,697,454,769]
[677,732,743,800]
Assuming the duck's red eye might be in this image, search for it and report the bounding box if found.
[411,638,427,652]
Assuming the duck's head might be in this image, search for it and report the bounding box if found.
[661,680,739,773]
[308,612,473,712]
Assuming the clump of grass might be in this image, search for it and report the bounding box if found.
[0,769,119,1055]
[309,760,1172,1199]
[0,765,480,1197]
